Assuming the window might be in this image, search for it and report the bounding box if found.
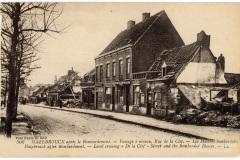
[118,86,124,104]
[154,90,162,109]
[134,86,140,105]
[100,65,103,82]
[106,63,110,80]
[96,66,98,82]
[126,58,130,79]
[105,87,111,104]
[162,67,166,77]
[119,60,123,75]
[97,92,103,103]
[112,62,116,80]
[83,90,88,103]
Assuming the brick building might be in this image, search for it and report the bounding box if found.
[81,68,95,109]
[94,10,184,113]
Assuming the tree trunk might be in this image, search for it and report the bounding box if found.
[13,74,20,120]
[5,2,21,138]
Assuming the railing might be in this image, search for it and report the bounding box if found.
[132,71,160,80]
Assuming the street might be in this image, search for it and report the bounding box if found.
[18,104,192,141]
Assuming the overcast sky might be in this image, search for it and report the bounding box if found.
[28,2,240,86]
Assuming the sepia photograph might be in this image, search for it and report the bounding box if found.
[0,2,240,157]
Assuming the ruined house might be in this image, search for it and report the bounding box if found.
[47,68,81,105]
[132,31,229,116]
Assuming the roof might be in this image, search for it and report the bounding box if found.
[84,68,95,77]
[32,86,47,97]
[148,42,201,80]
[224,73,240,86]
[99,11,164,55]
[48,71,80,93]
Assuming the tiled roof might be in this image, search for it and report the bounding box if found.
[224,73,240,86]
[148,42,201,79]
[99,11,164,55]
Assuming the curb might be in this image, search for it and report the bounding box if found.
[32,104,211,140]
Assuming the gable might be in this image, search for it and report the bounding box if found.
[191,47,216,63]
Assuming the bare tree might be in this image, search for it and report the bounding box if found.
[1,2,64,137]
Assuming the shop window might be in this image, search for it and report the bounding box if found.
[105,87,111,104]
[97,92,103,103]
[118,86,124,104]
[154,90,162,109]
[90,91,94,103]
[83,90,88,103]
[134,86,140,105]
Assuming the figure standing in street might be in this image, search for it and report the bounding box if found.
[59,99,62,109]
[51,100,54,107]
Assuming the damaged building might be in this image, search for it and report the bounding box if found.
[47,68,81,106]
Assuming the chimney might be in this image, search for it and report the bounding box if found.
[197,31,210,48]
[216,54,225,83]
[127,20,135,30]
[142,12,150,21]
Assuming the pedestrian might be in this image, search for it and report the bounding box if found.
[1,100,4,107]
[59,99,62,109]
[51,100,54,107]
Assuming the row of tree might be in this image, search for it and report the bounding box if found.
[1,2,63,137]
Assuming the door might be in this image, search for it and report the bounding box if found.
[87,90,90,108]
[146,89,152,115]
[112,87,115,111]
[126,85,130,112]
[95,92,98,109]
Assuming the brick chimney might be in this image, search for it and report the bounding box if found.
[142,13,150,21]
[197,31,210,48]
[127,20,135,30]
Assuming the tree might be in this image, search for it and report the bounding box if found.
[1,2,64,137]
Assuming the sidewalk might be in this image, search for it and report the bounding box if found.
[31,103,240,140]
[0,107,33,137]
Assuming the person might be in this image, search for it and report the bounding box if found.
[51,100,54,107]
[59,99,62,109]
[1,100,4,107]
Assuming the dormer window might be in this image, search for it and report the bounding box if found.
[161,61,167,77]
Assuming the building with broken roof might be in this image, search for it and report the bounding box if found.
[47,68,81,106]
[29,84,51,104]
[131,31,231,116]
[94,10,184,113]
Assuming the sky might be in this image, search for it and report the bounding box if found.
[27,2,240,86]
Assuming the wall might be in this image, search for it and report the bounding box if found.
[177,63,217,83]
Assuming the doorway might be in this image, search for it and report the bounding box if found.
[126,85,130,112]
[112,87,115,111]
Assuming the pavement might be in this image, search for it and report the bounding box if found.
[0,107,33,137]
[27,103,240,141]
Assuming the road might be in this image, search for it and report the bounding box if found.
[18,104,192,141]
